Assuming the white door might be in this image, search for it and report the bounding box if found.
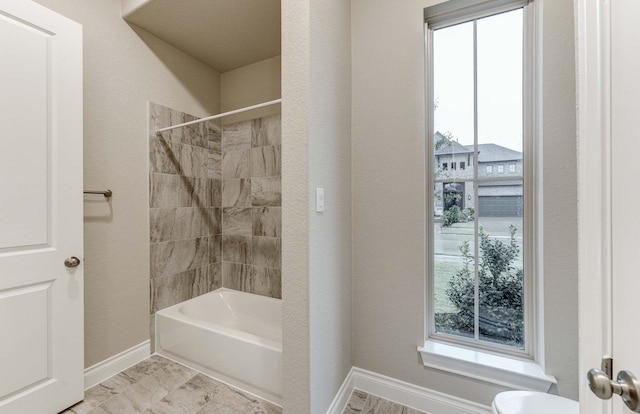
[0,1,83,413]
[610,0,640,412]
[579,1,640,413]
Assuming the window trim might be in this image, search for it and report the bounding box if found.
[417,341,555,391]
[425,0,532,30]
[424,0,542,366]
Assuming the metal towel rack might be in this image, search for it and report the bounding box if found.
[84,189,112,198]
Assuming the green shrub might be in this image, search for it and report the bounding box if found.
[461,207,474,222]
[445,225,524,347]
[441,205,461,227]
[441,205,475,227]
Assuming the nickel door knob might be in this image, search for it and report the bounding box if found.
[587,368,640,412]
[588,368,614,399]
[64,257,81,268]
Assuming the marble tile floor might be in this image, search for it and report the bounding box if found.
[60,355,281,414]
[342,390,427,414]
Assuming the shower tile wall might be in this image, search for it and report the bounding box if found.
[221,115,282,299]
[148,102,223,349]
[148,105,281,349]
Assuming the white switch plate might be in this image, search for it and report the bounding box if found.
[316,188,324,213]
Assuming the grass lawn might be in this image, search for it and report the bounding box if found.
[433,260,464,314]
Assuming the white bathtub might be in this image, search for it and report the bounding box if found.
[155,288,282,404]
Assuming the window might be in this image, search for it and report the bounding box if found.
[451,162,457,170]
[426,0,536,360]
[442,162,448,170]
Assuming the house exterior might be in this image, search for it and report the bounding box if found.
[434,132,523,217]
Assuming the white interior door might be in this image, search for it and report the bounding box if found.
[611,0,640,412]
[579,1,640,413]
[0,1,83,413]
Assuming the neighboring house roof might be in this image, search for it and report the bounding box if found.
[433,132,522,161]
[464,143,522,162]
[434,139,473,156]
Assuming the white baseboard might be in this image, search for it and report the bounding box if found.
[84,340,151,390]
[325,367,357,414]
[327,367,492,414]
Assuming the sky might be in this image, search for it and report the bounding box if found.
[433,8,523,152]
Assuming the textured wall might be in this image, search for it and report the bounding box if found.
[33,0,220,367]
[220,115,282,298]
[307,0,353,412]
[540,0,578,398]
[148,103,223,350]
[351,0,578,406]
[281,0,312,410]
[281,0,353,412]
[221,56,282,125]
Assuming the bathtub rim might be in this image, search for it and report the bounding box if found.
[154,287,282,352]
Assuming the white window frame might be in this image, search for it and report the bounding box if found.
[420,0,551,390]
[486,165,493,173]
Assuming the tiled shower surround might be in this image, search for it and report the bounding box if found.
[220,115,282,298]
[148,103,281,345]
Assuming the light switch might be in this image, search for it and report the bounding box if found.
[316,188,325,213]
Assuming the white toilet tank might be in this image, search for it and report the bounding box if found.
[492,391,579,414]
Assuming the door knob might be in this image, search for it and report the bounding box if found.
[64,256,81,268]
[588,368,640,412]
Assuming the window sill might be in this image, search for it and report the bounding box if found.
[417,341,557,392]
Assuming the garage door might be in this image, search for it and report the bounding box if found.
[478,196,523,217]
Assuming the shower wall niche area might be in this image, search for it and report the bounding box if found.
[148,103,282,345]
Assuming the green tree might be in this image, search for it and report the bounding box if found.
[435,131,455,150]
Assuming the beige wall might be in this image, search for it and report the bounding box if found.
[308,0,352,411]
[220,56,281,125]
[282,0,352,412]
[540,0,579,399]
[351,0,577,406]
[34,0,220,368]
[282,0,312,410]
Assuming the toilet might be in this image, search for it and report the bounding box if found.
[492,391,579,414]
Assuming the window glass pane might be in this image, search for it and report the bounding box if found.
[430,6,528,352]
[434,182,476,339]
[477,180,524,348]
[433,22,474,182]
[477,9,523,157]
